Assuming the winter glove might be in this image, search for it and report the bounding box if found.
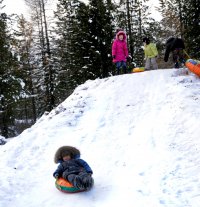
[54,173,59,179]
[126,55,132,61]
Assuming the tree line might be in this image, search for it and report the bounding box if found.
[0,0,199,138]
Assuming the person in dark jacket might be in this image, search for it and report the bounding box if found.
[164,37,186,68]
[53,146,94,191]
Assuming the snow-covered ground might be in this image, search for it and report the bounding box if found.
[0,68,200,207]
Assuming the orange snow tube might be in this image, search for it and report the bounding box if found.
[55,177,84,193]
[132,67,145,73]
[185,59,200,77]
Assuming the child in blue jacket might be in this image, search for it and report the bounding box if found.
[53,146,94,190]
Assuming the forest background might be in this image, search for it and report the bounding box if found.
[0,0,199,139]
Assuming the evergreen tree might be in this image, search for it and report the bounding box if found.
[181,0,200,58]
[158,0,200,58]
[88,0,115,77]
[25,0,56,113]
[116,0,158,67]
[53,0,91,101]
[0,4,23,137]
[14,15,37,125]
[158,0,183,39]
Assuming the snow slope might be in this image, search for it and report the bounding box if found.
[0,68,200,207]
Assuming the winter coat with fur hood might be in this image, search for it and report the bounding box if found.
[53,159,93,178]
[112,31,129,63]
[53,146,93,178]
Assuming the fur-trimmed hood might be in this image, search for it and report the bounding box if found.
[112,30,129,63]
[54,146,80,163]
[115,31,127,41]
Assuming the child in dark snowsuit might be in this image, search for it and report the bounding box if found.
[53,146,94,191]
[164,37,186,68]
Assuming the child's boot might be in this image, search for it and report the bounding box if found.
[82,175,94,190]
[73,176,85,190]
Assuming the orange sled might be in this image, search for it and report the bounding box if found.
[132,67,145,73]
[185,59,200,77]
[55,177,85,193]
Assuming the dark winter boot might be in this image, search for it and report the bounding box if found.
[82,175,94,190]
[174,62,179,68]
[73,176,85,190]
[123,67,127,74]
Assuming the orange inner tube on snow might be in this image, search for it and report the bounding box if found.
[55,177,83,193]
[132,67,145,73]
[185,59,200,77]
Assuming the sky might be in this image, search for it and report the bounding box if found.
[1,67,200,207]
[2,0,162,20]
[2,0,28,15]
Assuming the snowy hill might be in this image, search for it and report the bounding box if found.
[0,69,200,207]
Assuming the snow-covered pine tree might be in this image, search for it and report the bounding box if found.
[88,0,115,77]
[25,0,56,114]
[158,0,200,58]
[0,2,23,137]
[116,0,159,67]
[53,0,91,101]
[158,0,183,39]
[181,0,200,58]
[14,15,37,127]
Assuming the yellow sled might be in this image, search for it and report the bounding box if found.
[132,67,145,73]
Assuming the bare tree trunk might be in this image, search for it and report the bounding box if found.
[0,91,9,138]
[41,0,55,110]
[178,0,183,38]
[126,0,133,58]
[26,0,55,112]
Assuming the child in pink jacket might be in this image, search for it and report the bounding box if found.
[112,30,129,75]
